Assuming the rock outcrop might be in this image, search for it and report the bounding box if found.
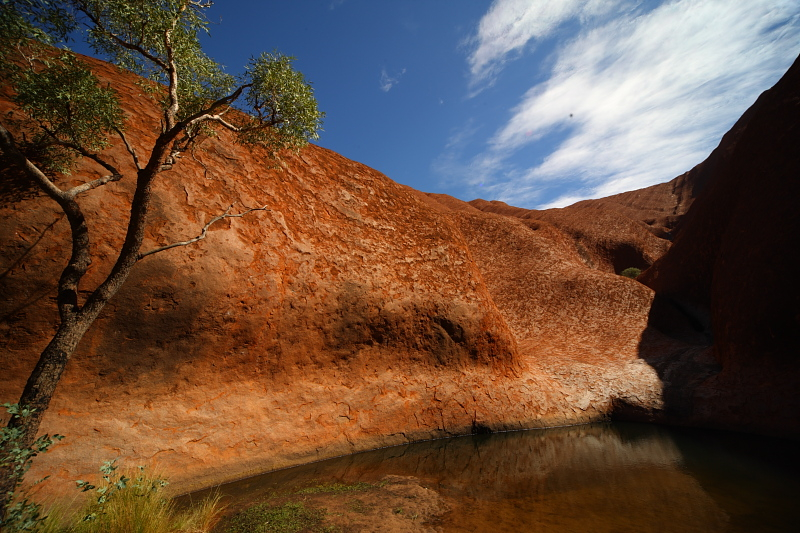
[469,197,672,274]
[467,148,713,275]
[468,54,800,439]
[638,54,800,437]
[0,54,662,496]
[1,49,797,499]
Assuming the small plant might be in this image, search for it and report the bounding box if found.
[68,462,223,533]
[295,482,375,495]
[620,267,642,279]
[71,461,161,531]
[224,501,334,533]
[172,491,225,533]
[345,498,370,514]
[0,403,64,532]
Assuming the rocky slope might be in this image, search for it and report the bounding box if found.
[467,154,711,275]
[470,197,672,274]
[1,50,797,498]
[469,53,800,438]
[0,54,662,496]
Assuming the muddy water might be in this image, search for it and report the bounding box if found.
[184,423,800,532]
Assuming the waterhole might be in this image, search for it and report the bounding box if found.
[182,422,800,532]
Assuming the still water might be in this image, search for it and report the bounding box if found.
[186,423,800,532]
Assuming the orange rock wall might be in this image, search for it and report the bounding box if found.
[2,49,798,500]
[0,55,663,496]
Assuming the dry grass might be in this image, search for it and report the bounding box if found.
[32,469,224,533]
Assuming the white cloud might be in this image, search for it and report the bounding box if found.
[466,0,630,89]
[455,0,800,208]
[380,67,407,92]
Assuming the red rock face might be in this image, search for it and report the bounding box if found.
[638,54,800,437]
[0,54,663,496]
[1,50,797,499]
[467,140,708,274]
[470,198,671,274]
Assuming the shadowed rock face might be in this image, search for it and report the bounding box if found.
[638,54,800,437]
[1,50,798,498]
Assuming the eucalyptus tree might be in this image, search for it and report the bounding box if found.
[0,0,323,513]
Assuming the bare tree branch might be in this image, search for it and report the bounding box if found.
[1,125,98,323]
[183,105,282,142]
[163,1,194,131]
[35,128,125,198]
[0,123,67,202]
[38,124,122,177]
[115,126,142,170]
[195,114,241,132]
[171,83,250,135]
[156,83,252,167]
[68,173,122,196]
[137,204,270,260]
[164,26,179,130]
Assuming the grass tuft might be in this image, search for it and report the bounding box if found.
[31,468,223,533]
[224,501,336,533]
[294,482,375,495]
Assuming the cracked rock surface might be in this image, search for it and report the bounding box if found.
[2,52,798,498]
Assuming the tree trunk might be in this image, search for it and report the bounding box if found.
[0,309,101,518]
[9,315,102,437]
[0,156,161,520]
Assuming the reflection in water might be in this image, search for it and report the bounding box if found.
[185,423,800,532]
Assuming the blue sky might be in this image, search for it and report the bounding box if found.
[99,1,800,208]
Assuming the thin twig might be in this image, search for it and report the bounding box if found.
[39,124,122,178]
[115,126,141,170]
[189,146,211,179]
[77,2,169,71]
[137,204,270,260]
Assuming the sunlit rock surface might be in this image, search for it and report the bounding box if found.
[0,54,660,495]
[1,51,797,497]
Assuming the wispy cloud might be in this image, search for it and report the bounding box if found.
[466,0,626,90]
[380,67,407,92]
[452,0,800,208]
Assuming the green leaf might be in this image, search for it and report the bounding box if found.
[216,50,325,157]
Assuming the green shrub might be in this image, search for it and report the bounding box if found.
[1,403,64,532]
[620,267,642,279]
[2,402,222,533]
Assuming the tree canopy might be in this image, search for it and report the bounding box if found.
[1,0,324,173]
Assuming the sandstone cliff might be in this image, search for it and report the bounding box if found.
[467,150,712,275]
[469,197,672,274]
[467,51,800,440]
